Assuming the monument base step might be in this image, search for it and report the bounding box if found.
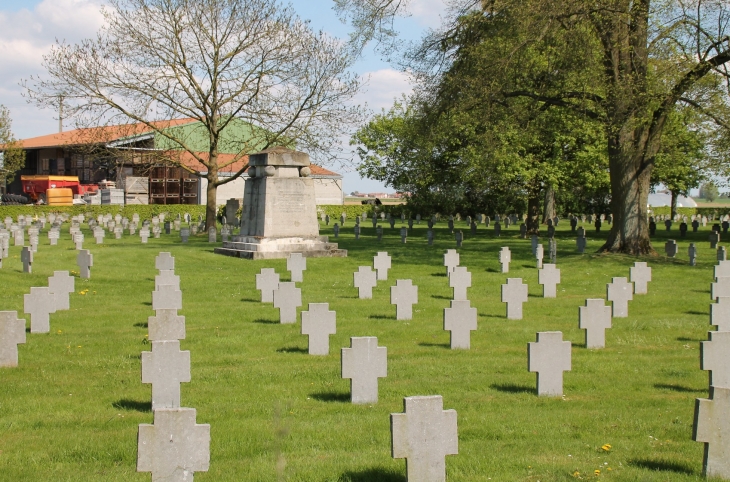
[214,246,347,260]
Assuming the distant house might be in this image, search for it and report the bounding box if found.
[6,119,343,205]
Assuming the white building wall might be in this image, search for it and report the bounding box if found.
[198,174,343,206]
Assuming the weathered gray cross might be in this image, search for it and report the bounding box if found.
[501,278,528,320]
[499,247,511,273]
[373,251,391,281]
[73,233,84,250]
[443,300,477,349]
[137,407,210,480]
[301,303,336,355]
[113,226,123,239]
[0,311,26,367]
[341,336,387,404]
[715,260,730,279]
[77,250,93,279]
[141,340,191,410]
[21,246,33,273]
[354,266,377,299]
[449,266,471,301]
[538,264,561,298]
[152,284,183,312]
[701,331,730,388]
[528,331,572,396]
[24,287,57,333]
[711,297,730,331]
[711,278,730,300]
[155,270,180,291]
[255,268,280,303]
[155,252,175,272]
[273,282,302,324]
[140,228,150,243]
[400,227,408,243]
[29,235,38,253]
[93,228,105,244]
[693,387,730,478]
[664,239,678,257]
[579,299,612,349]
[391,395,458,482]
[148,309,186,342]
[606,277,632,317]
[630,262,652,294]
[391,279,418,320]
[535,244,544,268]
[287,252,307,283]
[48,271,74,311]
[444,249,459,277]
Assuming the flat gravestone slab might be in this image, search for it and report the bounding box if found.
[256,268,280,303]
[354,266,377,299]
[48,271,74,311]
[607,277,632,317]
[579,299,612,348]
[152,284,183,311]
[373,252,391,281]
[449,266,471,301]
[693,387,730,478]
[528,331,572,396]
[701,331,730,388]
[155,270,181,291]
[24,287,57,333]
[391,279,418,320]
[444,250,459,277]
[148,309,186,342]
[391,395,458,482]
[443,300,477,349]
[499,247,511,273]
[137,407,210,480]
[538,264,560,298]
[0,311,26,367]
[77,250,93,279]
[630,262,652,294]
[711,297,730,332]
[287,253,307,283]
[155,252,175,272]
[341,336,387,404]
[141,340,191,410]
[501,278,528,320]
[273,282,302,324]
[301,303,336,355]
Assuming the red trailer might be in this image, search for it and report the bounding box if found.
[21,176,99,202]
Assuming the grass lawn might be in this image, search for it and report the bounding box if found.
[0,217,723,481]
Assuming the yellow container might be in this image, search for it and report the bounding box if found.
[46,188,74,206]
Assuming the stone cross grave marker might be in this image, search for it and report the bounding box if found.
[301,303,336,355]
[710,232,720,249]
[454,230,463,248]
[29,235,38,253]
[444,300,477,349]
[576,230,587,254]
[94,228,105,244]
[137,407,210,480]
[256,268,280,302]
[273,282,302,324]
[535,244,544,269]
[630,262,652,294]
[180,228,190,243]
[444,249,459,277]
[1,231,10,256]
[494,221,501,237]
[77,250,93,279]
[21,247,33,273]
[377,225,383,241]
[538,264,561,298]
[607,277,633,317]
[373,252,391,281]
[141,340,191,410]
[333,223,339,238]
[47,229,60,246]
[720,246,728,262]
[427,228,434,245]
[287,253,306,282]
[712,278,730,300]
[665,239,678,257]
[140,228,150,243]
[354,266,377,299]
[711,297,730,331]
[48,271,74,310]
[401,227,408,243]
[701,331,730,388]
[548,238,557,263]
[449,266,471,301]
[391,279,418,320]
[152,284,183,311]
[164,221,171,235]
[354,225,361,240]
[208,227,217,243]
[73,233,84,250]
[391,395,458,482]
[693,387,730,478]
[0,311,26,367]
[501,278,528,320]
[531,235,538,255]
[693,219,700,232]
[114,226,123,239]
[155,270,180,291]
[14,229,24,246]
[148,309,186,342]
[341,336,387,404]
[528,331,572,396]
[499,247,511,273]
[156,252,175,272]
[579,299,612,348]
[24,287,57,333]
[715,260,730,279]
[389,217,396,229]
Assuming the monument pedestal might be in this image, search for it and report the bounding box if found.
[214,147,346,260]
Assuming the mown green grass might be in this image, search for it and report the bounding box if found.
[0,218,724,481]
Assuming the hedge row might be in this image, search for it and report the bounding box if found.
[0,204,207,221]
[647,206,730,217]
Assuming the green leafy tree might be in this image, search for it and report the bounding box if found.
[0,106,26,188]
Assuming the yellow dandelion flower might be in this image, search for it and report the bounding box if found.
[607,467,612,471]
[572,471,580,478]
[594,469,601,476]
[601,444,612,451]
[57,330,62,334]
[77,345,82,348]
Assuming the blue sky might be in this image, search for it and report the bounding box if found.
[0,0,447,193]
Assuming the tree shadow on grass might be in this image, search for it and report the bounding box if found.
[253,318,278,324]
[628,458,695,475]
[490,383,534,394]
[309,391,350,403]
[418,342,450,349]
[276,346,307,354]
[339,467,405,482]
[134,322,148,328]
[112,399,151,412]
[654,383,706,394]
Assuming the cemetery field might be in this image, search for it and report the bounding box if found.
[0,220,723,481]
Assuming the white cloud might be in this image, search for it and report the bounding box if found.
[356,68,413,112]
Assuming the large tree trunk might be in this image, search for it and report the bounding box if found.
[541,184,556,224]
[670,190,678,219]
[205,168,219,231]
[526,193,540,234]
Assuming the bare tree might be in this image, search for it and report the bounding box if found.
[25,0,363,229]
[0,105,26,189]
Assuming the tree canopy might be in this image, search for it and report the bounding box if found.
[0,106,26,187]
